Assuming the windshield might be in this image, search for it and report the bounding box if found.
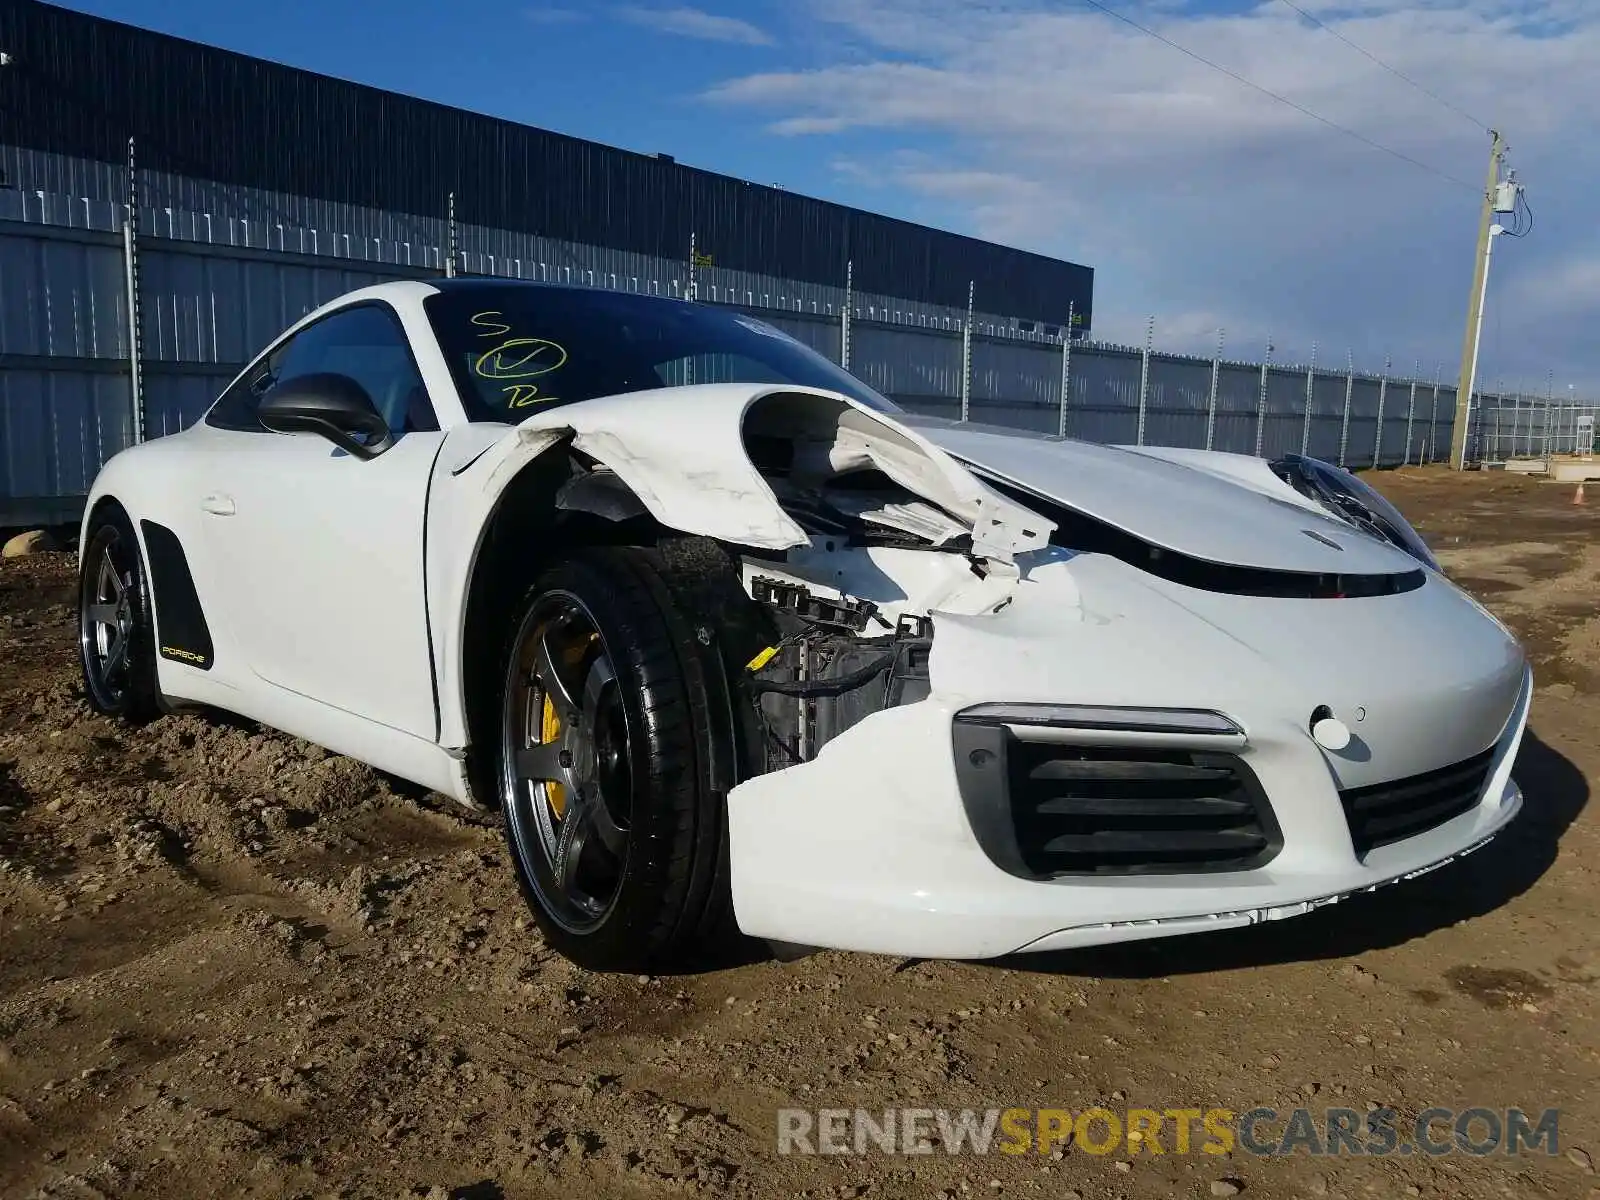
[422,283,900,422]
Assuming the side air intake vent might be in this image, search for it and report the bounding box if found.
[954,718,1282,878]
[1338,746,1495,855]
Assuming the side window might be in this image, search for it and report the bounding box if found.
[205,304,439,435]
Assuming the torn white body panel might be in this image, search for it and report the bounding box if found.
[475,383,1054,557]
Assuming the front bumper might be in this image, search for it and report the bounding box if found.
[726,669,1527,959]
[725,556,1532,960]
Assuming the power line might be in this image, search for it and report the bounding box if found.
[1072,0,1476,191]
[1273,0,1488,132]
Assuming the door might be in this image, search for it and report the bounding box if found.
[197,301,446,740]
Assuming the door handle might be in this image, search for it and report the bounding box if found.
[200,493,236,516]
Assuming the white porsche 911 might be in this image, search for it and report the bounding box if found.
[77,279,1531,971]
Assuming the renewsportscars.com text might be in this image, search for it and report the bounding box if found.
[776,1106,1561,1158]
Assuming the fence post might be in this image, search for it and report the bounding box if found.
[123,136,145,444]
[1204,328,1223,451]
[959,280,974,422]
[1373,354,1390,468]
[1057,300,1074,438]
[1337,350,1354,468]
[1136,315,1153,446]
[1253,340,1272,457]
[1427,364,1441,464]
[445,191,457,277]
[1486,381,1498,463]
[1544,370,1554,464]
[841,260,853,371]
[1300,341,1316,456]
[1404,359,1419,466]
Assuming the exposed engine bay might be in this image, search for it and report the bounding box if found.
[741,575,932,769]
[731,392,1044,767]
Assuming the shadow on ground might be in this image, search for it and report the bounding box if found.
[989,729,1586,979]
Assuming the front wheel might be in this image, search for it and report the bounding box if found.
[493,546,739,972]
[78,503,162,723]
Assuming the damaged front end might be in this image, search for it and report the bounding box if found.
[726,390,1057,771]
[462,381,1528,960]
[487,383,1061,777]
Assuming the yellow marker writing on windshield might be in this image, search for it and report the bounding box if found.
[470,310,511,338]
[503,383,557,408]
[474,337,567,380]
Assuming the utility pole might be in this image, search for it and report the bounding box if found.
[1451,130,1506,470]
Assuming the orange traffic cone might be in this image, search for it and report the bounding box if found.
[1575,481,1587,506]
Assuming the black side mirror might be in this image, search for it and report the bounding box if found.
[257,372,395,459]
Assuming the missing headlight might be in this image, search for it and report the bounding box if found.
[1269,454,1440,571]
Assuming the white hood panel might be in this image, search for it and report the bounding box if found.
[901,416,1419,575]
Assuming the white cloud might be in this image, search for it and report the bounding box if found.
[617,5,775,45]
[702,0,1600,387]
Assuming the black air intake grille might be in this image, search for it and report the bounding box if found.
[1338,747,1495,855]
[954,722,1282,878]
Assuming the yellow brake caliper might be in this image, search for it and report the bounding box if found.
[541,694,566,817]
[541,631,600,821]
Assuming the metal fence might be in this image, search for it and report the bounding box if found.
[0,145,1493,527]
[1468,395,1600,463]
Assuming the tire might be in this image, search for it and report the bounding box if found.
[491,545,743,973]
[78,502,163,723]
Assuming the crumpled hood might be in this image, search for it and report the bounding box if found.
[899,414,1420,575]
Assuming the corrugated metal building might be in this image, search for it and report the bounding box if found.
[0,2,1463,528]
[0,0,1095,326]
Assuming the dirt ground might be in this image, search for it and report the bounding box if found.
[2,466,1598,1200]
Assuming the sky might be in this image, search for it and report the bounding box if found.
[53,0,1600,393]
